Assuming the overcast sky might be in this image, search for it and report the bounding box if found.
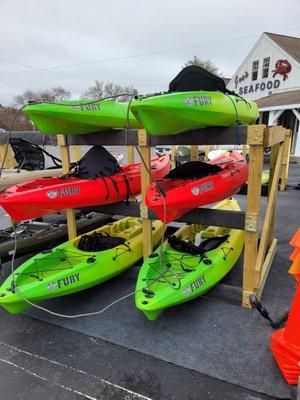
[1,0,300,105]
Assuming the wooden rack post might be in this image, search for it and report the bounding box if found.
[138,129,153,259]
[127,145,135,164]
[57,134,77,239]
[171,146,177,168]
[0,144,16,168]
[280,129,292,191]
[190,145,198,161]
[242,126,265,307]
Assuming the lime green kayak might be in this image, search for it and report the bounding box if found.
[130,91,259,135]
[135,198,244,320]
[0,217,163,314]
[23,99,142,134]
[262,169,270,185]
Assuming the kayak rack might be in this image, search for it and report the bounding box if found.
[9,124,289,308]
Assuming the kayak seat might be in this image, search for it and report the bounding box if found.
[9,138,62,171]
[168,234,230,256]
[78,231,126,252]
[166,161,222,179]
[118,226,143,240]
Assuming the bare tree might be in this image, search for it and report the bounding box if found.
[0,106,33,130]
[81,80,104,99]
[81,81,135,102]
[14,86,71,105]
[183,55,223,77]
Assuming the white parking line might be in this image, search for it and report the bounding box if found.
[0,340,153,400]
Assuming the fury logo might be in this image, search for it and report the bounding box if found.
[191,181,214,196]
[182,275,206,296]
[57,273,80,289]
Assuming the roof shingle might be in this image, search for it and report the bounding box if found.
[255,89,300,108]
[265,32,300,63]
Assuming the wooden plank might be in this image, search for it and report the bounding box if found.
[254,142,283,287]
[246,125,265,145]
[138,129,153,259]
[57,134,77,239]
[171,146,177,168]
[71,146,82,162]
[127,146,135,164]
[0,144,17,168]
[265,126,285,147]
[280,129,292,191]
[148,125,248,146]
[256,238,277,298]
[204,145,210,161]
[0,131,57,145]
[242,125,265,306]
[81,203,246,229]
[190,145,198,161]
[267,141,280,247]
[65,129,139,146]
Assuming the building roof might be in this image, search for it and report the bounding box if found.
[255,89,300,108]
[265,32,300,63]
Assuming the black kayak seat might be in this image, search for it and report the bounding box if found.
[168,234,230,256]
[166,160,222,179]
[78,231,125,252]
[9,138,62,171]
[168,65,229,93]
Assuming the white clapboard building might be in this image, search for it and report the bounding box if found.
[227,32,300,160]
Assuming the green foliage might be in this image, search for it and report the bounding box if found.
[183,56,223,77]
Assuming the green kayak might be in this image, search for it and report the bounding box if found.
[262,169,270,185]
[130,91,259,136]
[0,217,163,314]
[23,99,142,134]
[135,198,244,320]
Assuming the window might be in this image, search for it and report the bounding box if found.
[262,57,270,78]
[252,60,259,81]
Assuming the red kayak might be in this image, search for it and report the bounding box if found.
[0,147,170,221]
[146,150,248,223]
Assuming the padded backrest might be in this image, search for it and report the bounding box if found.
[169,65,227,93]
[9,138,45,170]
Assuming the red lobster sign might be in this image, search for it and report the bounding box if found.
[272,59,292,81]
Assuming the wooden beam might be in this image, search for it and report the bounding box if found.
[71,146,82,162]
[148,125,248,146]
[280,129,292,191]
[171,146,177,168]
[254,142,283,287]
[81,203,246,229]
[138,129,153,259]
[264,126,285,148]
[0,144,17,168]
[242,125,265,307]
[57,134,77,239]
[256,238,277,298]
[127,146,135,164]
[190,145,198,161]
[65,129,139,146]
[267,141,281,247]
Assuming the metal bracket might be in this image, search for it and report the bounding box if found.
[140,203,149,219]
[245,213,258,232]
